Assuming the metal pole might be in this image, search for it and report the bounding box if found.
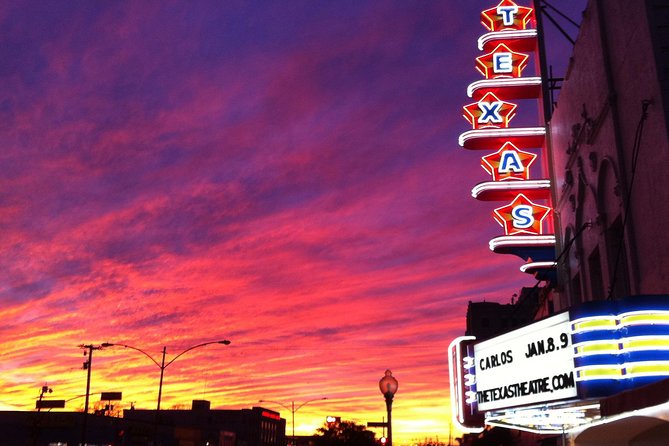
[82,346,93,446]
[157,346,166,411]
[258,397,326,445]
[533,0,553,123]
[562,424,567,446]
[102,340,229,445]
[385,394,393,446]
[154,346,167,445]
[292,401,295,445]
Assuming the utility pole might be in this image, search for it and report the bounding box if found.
[80,343,107,446]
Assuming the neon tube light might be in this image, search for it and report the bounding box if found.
[448,336,484,433]
[472,180,550,200]
[519,260,556,273]
[478,29,538,51]
[571,316,618,332]
[467,77,542,99]
[459,127,545,148]
[489,234,556,251]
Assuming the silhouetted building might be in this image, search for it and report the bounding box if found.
[124,403,286,446]
[465,287,539,341]
[0,410,124,446]
[0,402,285,446]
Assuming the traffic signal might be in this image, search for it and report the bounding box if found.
[379,436,387,445]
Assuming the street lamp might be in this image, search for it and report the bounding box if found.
[105,340,231,412]
[379,370,398,446]
[258,397,327,445]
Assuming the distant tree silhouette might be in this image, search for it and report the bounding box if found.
[471,427,515,446]
[311,420,377,446]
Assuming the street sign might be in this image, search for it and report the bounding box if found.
[101,392,122,400]
[367,421,388,428]
[36,400,65,409]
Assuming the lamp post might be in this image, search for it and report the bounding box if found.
[258,397,327,445]
[105,340,231,412]
[379,370,398,446]
[105,339,230,445]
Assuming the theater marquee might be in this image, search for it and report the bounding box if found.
[474,312,576,411]
[450,296,669,433]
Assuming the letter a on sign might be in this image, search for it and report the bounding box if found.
[481,142,537,181]
[500,151,524,173]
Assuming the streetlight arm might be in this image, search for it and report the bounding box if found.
[107,343,162,369]
[164,340,231,369]
[294,397,327,413]
[258,399,292,412]
[259,397,327,444]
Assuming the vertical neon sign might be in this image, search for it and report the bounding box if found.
[459,0,556,276]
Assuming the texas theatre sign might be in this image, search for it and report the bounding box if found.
[449,296,669,433]
[459,0,557,279]
[474,312,576,411]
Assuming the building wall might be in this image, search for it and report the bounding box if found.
[465,287,539,340]
[0,407,285,446]
[124,405,286,446]
[549,0,669,310]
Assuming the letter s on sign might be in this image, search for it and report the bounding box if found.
[502,349,513,364]
[512,205,534,228]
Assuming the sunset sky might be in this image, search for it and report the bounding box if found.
[0,1,585,444]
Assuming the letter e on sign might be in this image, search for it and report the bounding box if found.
[493,53,513,73]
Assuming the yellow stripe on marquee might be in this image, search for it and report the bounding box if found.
[625,362,669,376]
[572,317,617,332]
[621,337,669,350]
[575,341,620,355]
[576,366,623,380]
[620,312,669,326]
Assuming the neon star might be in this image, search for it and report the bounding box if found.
[493,193,552,236]
[481,142,537,181]
[481,0,534,32]
[476,43,529,79]
[463,92,517,129]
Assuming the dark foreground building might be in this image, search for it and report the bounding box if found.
[124,403,286,446]
[0,403,285,446]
